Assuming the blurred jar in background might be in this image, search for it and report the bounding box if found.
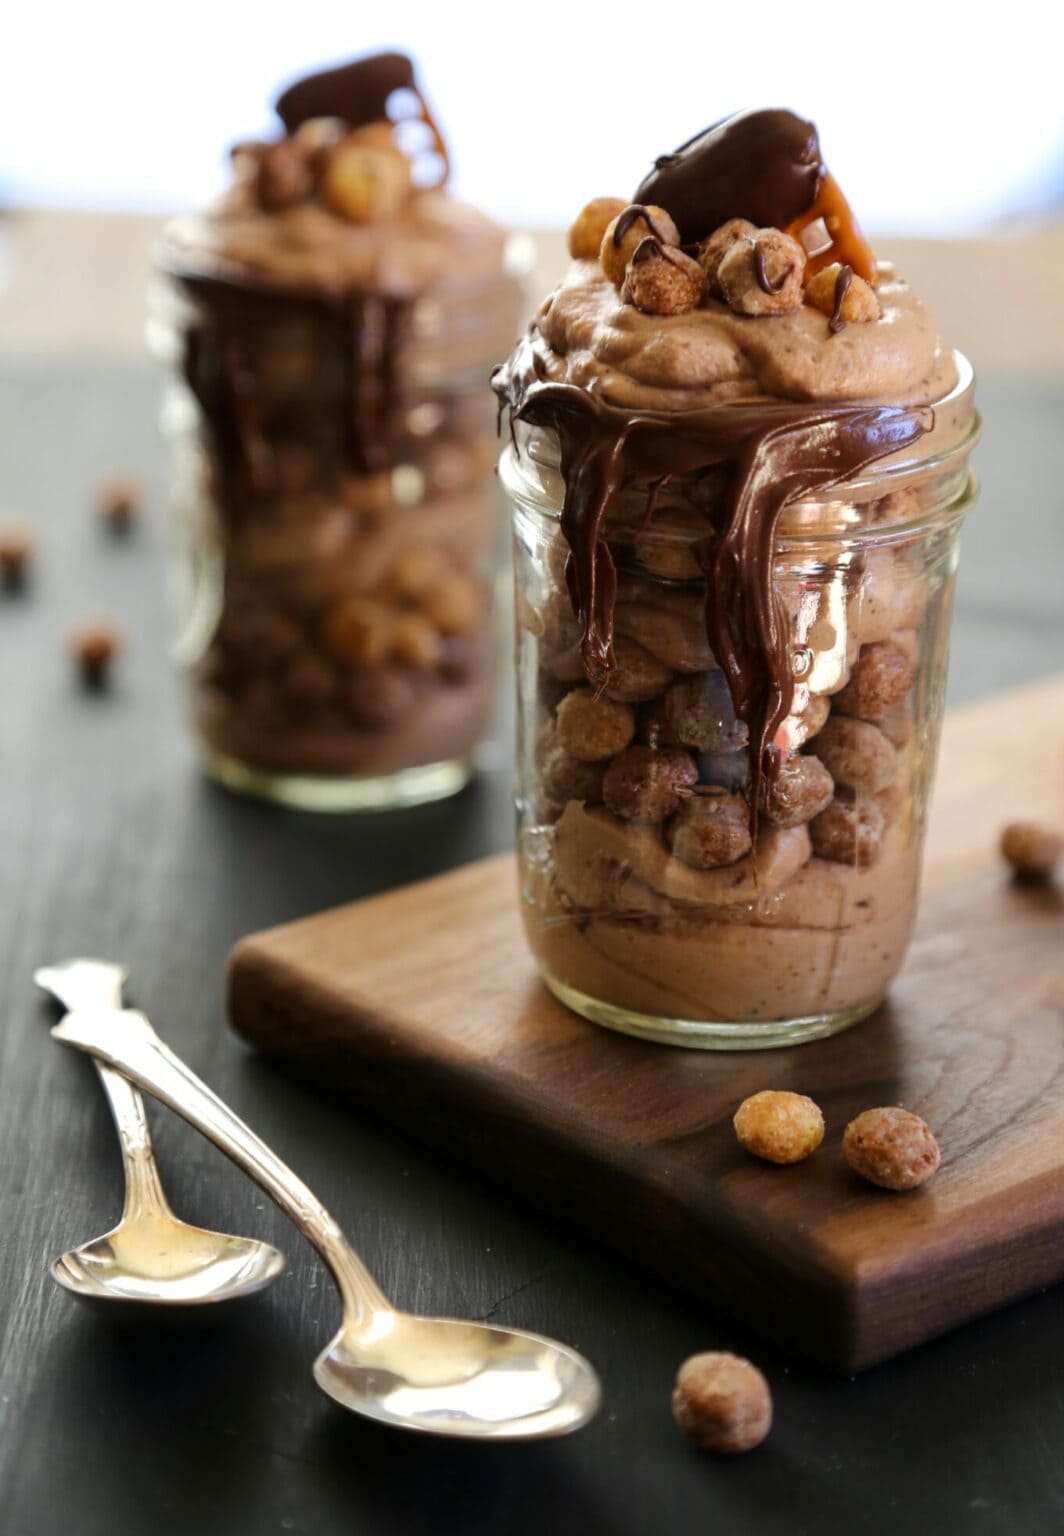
[150,53,525,810]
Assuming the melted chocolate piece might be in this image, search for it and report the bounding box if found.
[830,265,854,333]
[494,334,931,837]
[634,109,822,245]
[275,52,415,133]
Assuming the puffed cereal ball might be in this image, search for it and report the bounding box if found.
[810,795,886,867]
[805,263,881,326]
[762,754,834,828]
[600,204,681,287]
[672,1352,772,1454]
[602,745,697,822]
[717,229,805,316]
[812,715,896,795]
[733,1090,825,1165]
[568,196,626,260]
[540,740,605,817]
[834,638,916,722]
[697,218,758,294]
[621,239,706,316]
[555,687,636,762]
[1000,821,1063,880]
[601,635,674,704]
[323,137,411,223]
[842,1107,940,1191]
[667,791,752,869]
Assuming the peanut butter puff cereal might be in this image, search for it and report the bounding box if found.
[1000,821,1063,880]
[672,1352,773,1454]
[568,196,626,260]
[599,204,681,287]
[0,525,33,590]
[843,1107,940,1191]
[69,619,121,690]
[734,1090,825,1164]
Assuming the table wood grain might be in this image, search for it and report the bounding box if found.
[1,360,1063,1535]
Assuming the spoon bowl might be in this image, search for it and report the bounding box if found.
[314,1313,602,1439]
[52,1211,285,1307]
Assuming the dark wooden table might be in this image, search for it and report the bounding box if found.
[2,359,1062,1536]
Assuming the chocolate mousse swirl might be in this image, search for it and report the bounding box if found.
[494,334,931,825]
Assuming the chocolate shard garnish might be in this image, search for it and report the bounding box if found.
[275,52,416,133]
[634,108,822,245]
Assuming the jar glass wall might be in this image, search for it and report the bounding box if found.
[504,361,979,1048]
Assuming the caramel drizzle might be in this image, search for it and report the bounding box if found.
[495,336,931,842]
[786,171,877,285]
[829,264,854,334]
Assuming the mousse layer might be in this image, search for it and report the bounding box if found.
[531,259,956,412]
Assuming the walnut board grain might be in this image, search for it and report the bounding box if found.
[228,676,1064,1371]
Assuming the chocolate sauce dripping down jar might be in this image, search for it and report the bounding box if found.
[495,341,980,1049]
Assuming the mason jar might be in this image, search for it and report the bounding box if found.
[503,357,979,1048]
[149,245,525,811]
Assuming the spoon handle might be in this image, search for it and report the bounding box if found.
[96,1062,173,1221]
[52,1006,390,1323]
[34,961,171,1221]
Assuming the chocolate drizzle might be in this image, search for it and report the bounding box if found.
[634,109,822,244]
[752,241,792,295]
[829,265,854,333]
[612,204,673,248]
[494,334,931,836]
[174,269,411,515]
[631,235,681,270]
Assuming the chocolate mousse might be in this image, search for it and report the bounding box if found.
[496,109,978,1041]
[154,53,523,802]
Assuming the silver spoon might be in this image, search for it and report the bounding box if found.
[48,985,602,1439]
[35,959,285,1308]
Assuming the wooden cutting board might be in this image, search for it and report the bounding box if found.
[228,676,1064,1372]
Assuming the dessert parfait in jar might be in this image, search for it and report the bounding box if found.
[152,53,524,809]
[496,111,978,1047]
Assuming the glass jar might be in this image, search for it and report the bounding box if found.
[503,358,979,1048]
[150,247,525,811]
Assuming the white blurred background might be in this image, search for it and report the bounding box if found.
[2,0,1062,368]
[2,0,1062,233]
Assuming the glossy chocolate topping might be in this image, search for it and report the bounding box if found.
[634,109,822,245]
[494,333,931,829]
[275,52,416,133]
